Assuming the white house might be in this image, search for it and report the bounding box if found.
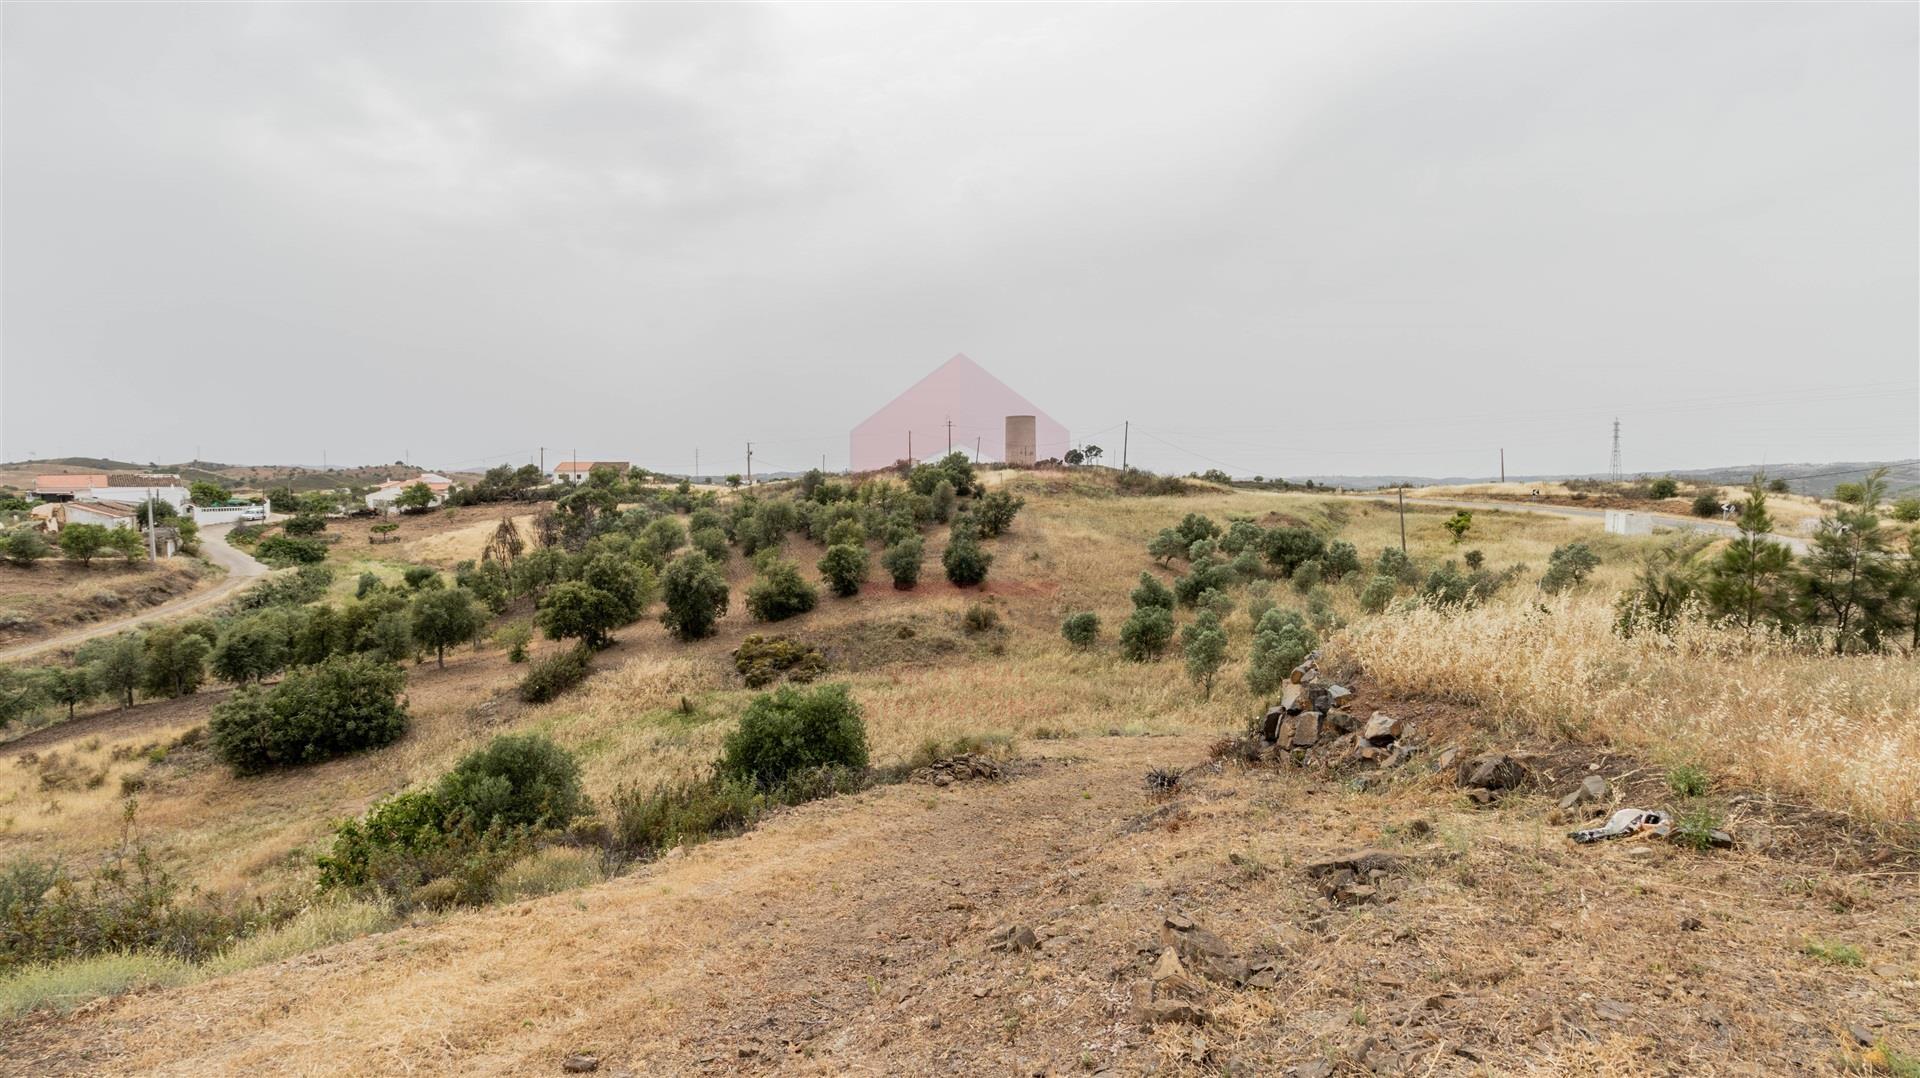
[366,473,453,511]
[55,499,142,530]
[551,461,630,484]
[83,486,191,510]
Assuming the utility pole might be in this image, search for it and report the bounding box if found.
[146,489,157,560]
[1122,421,1129,470]
[746,442,753,486]
[694,448,699,482]
[539,447,545,476]
[974,436,980,463]
[946,418,953,454]
[1398,486,1407,554]
[907,431,912,466]
[1499,448,1505,484]
[1609,419,1622,480]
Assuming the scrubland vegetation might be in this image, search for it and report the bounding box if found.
[1,455,1914,1050]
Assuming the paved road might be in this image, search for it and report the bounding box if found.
[1380,495,1812,555]
[0,525,269,664]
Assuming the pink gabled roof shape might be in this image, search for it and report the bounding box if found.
[849,353,1069,473]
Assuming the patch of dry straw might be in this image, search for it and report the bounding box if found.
[1334,595,1920,820]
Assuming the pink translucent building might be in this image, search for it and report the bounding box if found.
[849,354,1069,473]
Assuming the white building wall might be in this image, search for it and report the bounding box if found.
[83,487,191,508]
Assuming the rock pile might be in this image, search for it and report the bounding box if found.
[1304,848,1405,906]
[1250,653,1419,773]
[1130,912,1284,1027]
[912,753,1003,786]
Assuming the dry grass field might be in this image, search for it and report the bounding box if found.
[2,473,1915,1074]
[0,560,208,652]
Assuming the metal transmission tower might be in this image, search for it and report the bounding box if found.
[1609,419,1622,479]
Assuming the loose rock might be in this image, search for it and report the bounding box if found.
[1458,752,1527,792]
[1558,774,1611,811]
[1161,913,1250,985]
[562,1055,601,1074]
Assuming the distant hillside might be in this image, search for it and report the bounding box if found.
[1286,460,1916,498]
[0,458,484,495]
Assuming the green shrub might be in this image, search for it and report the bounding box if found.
[254,535,329,568]
[733,634,827,688]
[1442,511,1472,544]
[1540,542,1601,593]
[1322,540,1361,581]
[209,655,406,774]
[1359,574,1397,614]
[1173,555,1233,606]
[1,820,286,978]
[1246,608,1316,695]
[355,572,382,599]
[1376,546,1418,584]
[1181,611,1227,698]
[1290,558,1323,594]
[234,563,335,610]
[1666,762,1711,799]
[963,603,1000,633]
[1649,477,1679,499]
[1691,491,1721,518]
[973,491,1025,537]
[1119,606,1175,661]
[659,551,730,641]
[609,777,764,858]
[1463,549,1485,572]
[282,514,326,537]
[314,790,526,910]
[436,732,587,832]
[1175,513,1220,545]
[1262,527,1325,576]
[817,543,870,598]
[942,529,992,586]
[746,557,820,622]
[882,536,924,589]
[690,525,730,563]
[1891,496,1920,523]
[535,580,628,650]
[518,645,592,703]
[1061,612,1099,648]
[1131,571,1175,611]
[3,529,51,567]
[496,620,533,663]
[718,683,869,790]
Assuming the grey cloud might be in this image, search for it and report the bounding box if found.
[2,3,1912,477]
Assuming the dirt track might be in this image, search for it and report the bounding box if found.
[10,726,1915,1076]
[0,526,267,663]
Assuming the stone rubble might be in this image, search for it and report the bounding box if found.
[1248,653,1421,777]
[912,753,1003,786]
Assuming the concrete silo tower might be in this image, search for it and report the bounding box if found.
[1004,415,1037,467]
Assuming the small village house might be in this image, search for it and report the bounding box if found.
[551,461,631,484]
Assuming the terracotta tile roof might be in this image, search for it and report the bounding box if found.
[35,473,110,493]
[66,500,140,519]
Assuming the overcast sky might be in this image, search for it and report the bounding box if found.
[3,3,1915,479]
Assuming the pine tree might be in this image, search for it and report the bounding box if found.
[1705,479,1796,631]
[1797,468,1899,653]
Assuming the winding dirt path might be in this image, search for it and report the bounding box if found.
[0,526,267,663]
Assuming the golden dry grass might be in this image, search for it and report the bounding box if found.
[1336,595,1920,820]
